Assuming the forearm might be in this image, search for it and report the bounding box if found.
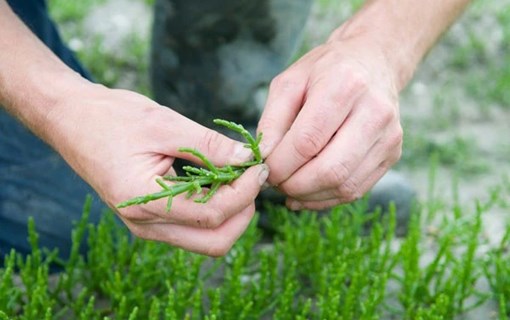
[0,1,87,146]
[328,0,471,90]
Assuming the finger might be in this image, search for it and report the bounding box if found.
[154,109,254,166]
[123,203,256,257]
[289,155,398,202]
[286,164,394,211]
[257,69,308,158]
[283,125,402,202]
[122,164,269,228]
[286,197,343,211]
[277,92,398,197]
[264,73,366,186]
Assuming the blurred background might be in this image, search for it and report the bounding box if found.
[48,0,510,241]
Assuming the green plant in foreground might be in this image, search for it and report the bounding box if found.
[3,182,510,319]
[117,119,263,211]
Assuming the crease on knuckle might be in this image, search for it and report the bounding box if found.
[257,116,277,134]
[201,207,226,229]
[380,159,395,172]
[199,130,225,158]
[294,124,326,160]
[321,160,350,188]
[337,178,362,203]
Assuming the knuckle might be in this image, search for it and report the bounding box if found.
[389,125,404,148]
[206,237,233,257]
[294,125,326,160]
[380,159,395,172]
[345,69,370,93]
[377,104,396,126]
[257,116,277,134]
[269,72,299,93]
[337,179,362,202]
[384,125,404,164]
[384,101,399,122]
[201,207,226,229]
[394,146,403,162]
[367,102,396,131]
[199,129,226,156]
[320,161,350,187]
[314,93,343,115]
[334,64,370,94]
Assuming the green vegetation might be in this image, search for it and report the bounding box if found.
[1,182,510,318]
[47,0,106,22]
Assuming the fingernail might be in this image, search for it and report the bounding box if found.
[233,144,253,163]
[258,164,270,186]
[288,199,303,211]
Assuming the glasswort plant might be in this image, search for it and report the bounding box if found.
[116,119,263,211]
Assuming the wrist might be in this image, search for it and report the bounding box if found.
[0,1,93,149]
[327,9,418,91]
[327,0,470,91]
[1,64,91,147]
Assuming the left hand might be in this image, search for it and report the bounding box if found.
[257,35,403,211]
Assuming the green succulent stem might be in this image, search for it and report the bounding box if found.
[116,119,263,211]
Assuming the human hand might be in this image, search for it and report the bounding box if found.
[47,82,269,256]
[257,35,403,211]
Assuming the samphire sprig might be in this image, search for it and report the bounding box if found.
[116,119,263,211]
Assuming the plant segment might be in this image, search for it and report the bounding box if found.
[116,119,263,211]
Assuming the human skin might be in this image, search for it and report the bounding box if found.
[258,0,471,210]
[0,1,269,257]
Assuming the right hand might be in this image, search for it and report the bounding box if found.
[47,80,269,256]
